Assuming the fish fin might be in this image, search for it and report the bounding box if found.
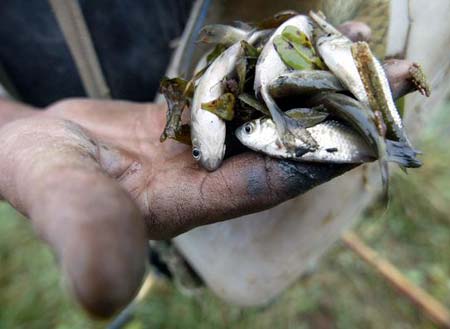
[379,158,390,204]
[206,44,228,64]
[238,93,270,115]
[197,25,246,45]
[386,140,422,168]
[260,87,288,135]
[285,108,329,127]
[309,11,342,36]
[261,87,318,150]
[295,147,311,157]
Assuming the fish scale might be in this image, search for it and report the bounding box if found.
[310,11,370,106]
[351,41,416,151]
[236,117,376,163]
[190,42,244,171]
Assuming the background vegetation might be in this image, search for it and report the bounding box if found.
[0,99,449,329]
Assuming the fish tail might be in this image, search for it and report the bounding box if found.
[402,136,423,156]
[261,86,288,135]
[378,156,390,204]
[309,11,341,35]
[386,140,422,168]
[261,87,318,151]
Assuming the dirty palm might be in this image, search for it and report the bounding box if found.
[160,10,429,197]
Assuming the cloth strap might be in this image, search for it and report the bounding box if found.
[48,0,110,99]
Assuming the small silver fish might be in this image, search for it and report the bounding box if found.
[236,116,376,164]
[309,11,369,106]
[254,15,318,153]
[268,70,345,98]
[191,42,244,171]
[307,93,421,196]
[198,25,272,46]
[351,42,415,151]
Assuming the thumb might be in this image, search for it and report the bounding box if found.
[0,117,147,317]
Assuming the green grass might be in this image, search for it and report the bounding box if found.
[1,100,449,328]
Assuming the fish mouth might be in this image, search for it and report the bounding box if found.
[235,127,244,143]
[201,157,223,172]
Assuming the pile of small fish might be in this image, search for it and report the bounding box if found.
[160,10,431,194]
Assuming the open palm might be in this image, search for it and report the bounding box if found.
[0,53,416,317]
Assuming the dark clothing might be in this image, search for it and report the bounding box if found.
[0,0,194,107]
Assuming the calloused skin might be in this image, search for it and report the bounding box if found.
[0,23,419,318]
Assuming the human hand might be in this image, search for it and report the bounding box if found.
[0,29,419,319]
[0,98,353,317]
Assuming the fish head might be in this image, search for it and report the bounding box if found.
[191,138,226,171]
[197,25,247,46]
[191,113,226,171]
[309,11,345,47]
[315,31,344,48]
[235,118,279,152]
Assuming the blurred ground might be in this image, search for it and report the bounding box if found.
[0,99,449,329]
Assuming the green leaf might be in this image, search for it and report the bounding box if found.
[189,44,228,84]
[236,41,260,93]
[273,35,314,70]
[236,58,247,93]
[173,124,192,145]
[238,93,270,115]
[277,26,327,70]
[240,40,259,59]
[201,93,236,121]
[159,77,193,143]
[395,96,405,119]
[206,44,228,64]
[281,26,313,47]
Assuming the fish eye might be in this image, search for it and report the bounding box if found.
[244,124,253,134]
[192,147,201,160]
